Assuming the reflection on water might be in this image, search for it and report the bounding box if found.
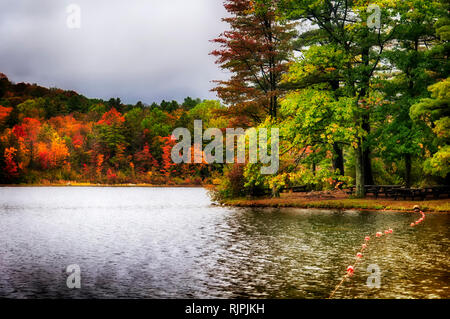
[0,187,448,299]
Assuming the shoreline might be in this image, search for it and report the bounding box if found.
[222,197,450,213]
[1,184,448,213]
[0,183,207,188]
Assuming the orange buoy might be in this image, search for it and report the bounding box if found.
[389,229,393,234]
[347,265,354,276]
[410,222,415,227]
[385,230,390,234]
[365,236,370,241]
[356,252,363,258]
[376,232,382,237]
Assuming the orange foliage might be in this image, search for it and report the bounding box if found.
[97,108,125,126]
[159,135,177,177]
[4,147,19,178]
[36,136,70,169]
[49,115,86,149]
[0,106,13,125]
[189,145,207,165]
[95,154,104,176]
[12,118,41,141]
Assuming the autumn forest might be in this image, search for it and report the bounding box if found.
[0,0,449,199]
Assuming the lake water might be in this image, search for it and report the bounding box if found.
[0,187,448,299]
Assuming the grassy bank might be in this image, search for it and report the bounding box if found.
[223,195,450,212]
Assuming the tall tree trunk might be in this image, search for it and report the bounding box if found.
[273,95,277,118]
[360,44,374,186]
[355,143,365,197]
[362,114,373,185]
[363,148,374,185]
[405,153,412,187]
[332,143,344,176]
[355,46,374,189]
[330,75,344,179]
[355,46,367,198]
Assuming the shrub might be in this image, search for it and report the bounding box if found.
[209,164,246,201]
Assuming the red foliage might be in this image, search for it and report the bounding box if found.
[72,133,84,148]
[37,147,51,169]
[12,117,41,141]
[106,168,118,182]
[159,135,177,177]
[134,143,159,172]
[4,147,19,178]
[97,108,125,126]
[210,0,295,120]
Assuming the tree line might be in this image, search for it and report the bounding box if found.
[211,0,449,198]
[0,72,226,185]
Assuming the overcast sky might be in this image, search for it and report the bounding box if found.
[0,0,229,104]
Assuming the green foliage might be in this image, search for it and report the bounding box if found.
[183,97,201,110]
[17,98,46,119]
[411,78,450,177]
[280,88,356,146]
[89,103,107,116]
[187,100,226,129]
[141,109,172,138]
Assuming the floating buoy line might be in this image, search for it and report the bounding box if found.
[328,206,426,299]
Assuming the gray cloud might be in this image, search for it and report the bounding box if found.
[0,0,229,104]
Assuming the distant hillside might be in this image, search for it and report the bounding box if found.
[0,72,224,185]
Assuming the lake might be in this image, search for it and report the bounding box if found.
[0,187,448,298]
